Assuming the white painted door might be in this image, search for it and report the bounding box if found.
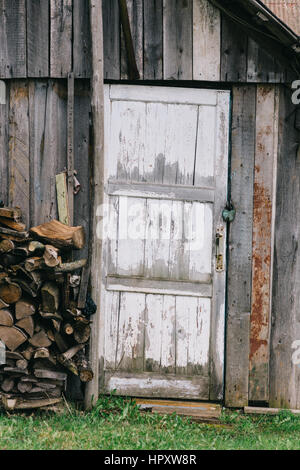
[99,85,230,401]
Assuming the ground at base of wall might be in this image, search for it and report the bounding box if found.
[0,396,300,450]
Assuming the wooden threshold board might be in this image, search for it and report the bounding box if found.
[244,406,300,416]
[135,399,222,422]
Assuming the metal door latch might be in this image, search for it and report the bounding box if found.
[216,227,225,272]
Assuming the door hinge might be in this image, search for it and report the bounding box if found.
[216,226,225,272]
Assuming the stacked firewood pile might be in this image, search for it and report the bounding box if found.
[0,206,94,411]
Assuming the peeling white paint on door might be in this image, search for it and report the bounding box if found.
[99,85,230,400]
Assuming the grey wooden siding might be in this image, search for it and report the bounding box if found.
[0,79,91,252]
[0,0,296,82]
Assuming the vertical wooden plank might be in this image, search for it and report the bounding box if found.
[0,0,27,78]
[249,85,279,402]
[247,38,284,84]
[73,0,92,78]
[102,0,120,80]
[225,86,256,408]
[143,0,163,80]
[50,0,72,77]
[29,80,68,226]
[0,81,8,205]
[193,0,220,81]
[270,86,300,410]
[121,0,143,80]
[163,0,193,80]
[27,0,50,77]
[74,80,91,261]
[67,73,74,226]
[220,15,247,82]
[8,81,30,228]
[116,292,145,371]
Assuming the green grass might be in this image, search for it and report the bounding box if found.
[0,395,300,450]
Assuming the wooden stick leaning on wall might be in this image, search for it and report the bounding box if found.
[119,0,140,80]
[85,0,105,410]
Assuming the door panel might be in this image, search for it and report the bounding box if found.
[100,85,230,400]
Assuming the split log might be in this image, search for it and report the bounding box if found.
[17,381,33,394]
[1,378,15,393]
[1,254,24,267]
[51,320,61,332]
[0,217,26,232]
[3,367,29,376]
[0,207,22,220]
[34,369,67,381]
[16,317,35,337]
[21,346,35,361]
[76,351,94,383]
[0,298,9,310]
[0,309,14,327]
[57,354,78,376]
[6,351,25,361]
[29,330,52,348]
[15,299,36,320]
[14,246,30,257]
[0,281,22,304]
[41,282,60,312]
[39,311,62,322]
[0,239,14,254]
[54,332,68,353]
[2,396,62,411]
[0,226,29,241]
[43,245,61,268]
[33,348,50,359]
[55,259,87,273]
[30,220,85,250]
[28,241,45,255]
[0,326,27,351]
[16,359,29,370]
[25,257,45,272]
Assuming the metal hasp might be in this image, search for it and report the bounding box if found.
[216,226,225,272]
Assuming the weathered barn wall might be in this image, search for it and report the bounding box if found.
[0,0,91,79]
[0,79,91,258]
[0,0,295,83]
[103,0,295,83]
[270,86,300,409]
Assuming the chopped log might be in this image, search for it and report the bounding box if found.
[41,282,60,312]
[55,259,87,273]
[17,381,33,394]
[46,330,55,342]
[0,298,9,310]
[76,350,94,383]
[36,381,57,390]
[0,326,27,351]
[63,323,74,335]
[0,281,22,304]
[29,330,52,348]
[43,245,61,268]
[74,324,91,344]
[30,220,85,250]
[39,311,62,322]
[28,241,45,255]
[2,396,62,410]
[0,226,29,241]
[3,367,29,376]
[54,332,68,353]
[34,369,67,381]
[25,257,45,272]
[13,246,30,257]
[1,253,24,267]
[0,207,22,220]
[0,239,15,254]
[57,354,78,376]
[6,351,24,361]
[33,356,57,369]
[21,346,35,361]
[15,317,35,337]
[14,279,39,298]
[16,359,29,370]
[33,348,50,359]
[1,378,15,393]
[61,344,84,361]
[77,264,90,309]
[0,309,14,327]
[0,217,26,232]
[15,299,36,320]
[51,320,61,332]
